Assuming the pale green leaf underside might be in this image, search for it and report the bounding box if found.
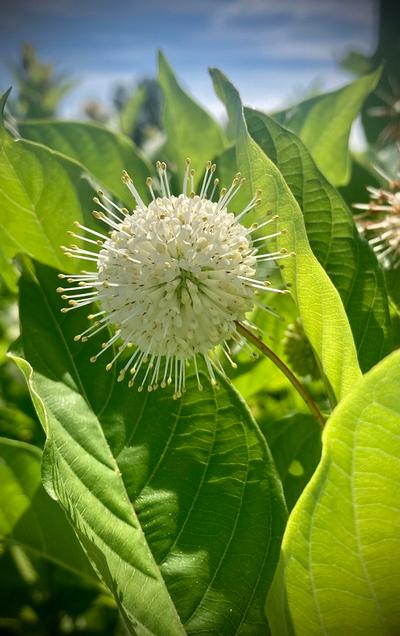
[13,264,287,634]
[244,107,390,372]
[158,51,226,186]
[18,120,151,207]
[268,350,400,635]
[0,437,96,583]
[210,68,362,402]
[274,68,381,186]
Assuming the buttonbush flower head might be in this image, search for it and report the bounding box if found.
[354,171,400,268]
[58,160,290,397]
[283,318,319,381]
[367,84,400,145]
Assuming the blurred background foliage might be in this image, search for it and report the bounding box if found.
[7,43,76,120]
[0,0,399,633]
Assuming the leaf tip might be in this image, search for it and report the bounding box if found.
[157,49,168,70]
[0,87,12,119]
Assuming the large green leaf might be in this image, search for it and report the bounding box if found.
[0,437,96,583]
[274,69,381,186]
[11,263,287,635]
[158,52,225,185]
[210,68,362,403]
[244,107,390,372]
[18,119,151,208]
[0,120,93,275]
[267,349,400,635]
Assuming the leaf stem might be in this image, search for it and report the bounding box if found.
[236,322,326,430]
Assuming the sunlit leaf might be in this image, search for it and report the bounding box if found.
[0,116,93,276]
[210,68,362,403]
[0,249,19,292]
[18,119,151,207]
[274,68,381,186]
[244,107,390,371]
[267,349,400,635]
[232,294,298,399]
[158,52,225,185]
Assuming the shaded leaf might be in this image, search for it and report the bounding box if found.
[119,85,147,137]
[261,414,321,512]
[0,437,97,583]
[338,153,381,208]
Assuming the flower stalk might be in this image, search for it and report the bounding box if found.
[236,321,326,429]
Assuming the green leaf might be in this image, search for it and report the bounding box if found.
[0,128,93,275]
[232,294,298,399]
[12,263,287,635]
[0,90,95,276]
[0,87,12,117]
[158,52,225,185]
[385,267,400,311]
[261,414,321,512]
[0,249,19,292]
[18,120,151,207]
[244,107,390,372]
[274,68,381,186]
[210,68,362,403]
[11,271,185,636]
[0,436,97,583]
[119,86,147,137]
[267,349,400,635]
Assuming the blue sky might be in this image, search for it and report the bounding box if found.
[0,0,377,120]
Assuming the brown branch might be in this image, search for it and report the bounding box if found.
[236,322,326,430]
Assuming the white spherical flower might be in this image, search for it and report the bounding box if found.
[58,160,289,397]
[354,171,400,268]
